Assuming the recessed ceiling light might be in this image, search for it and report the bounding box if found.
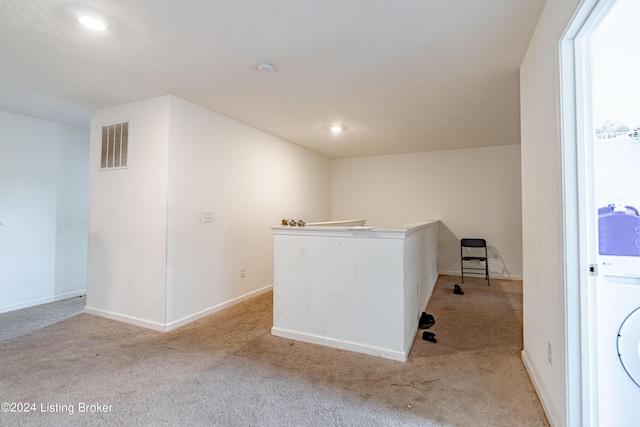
[323,123,350,134]
[78,16,108,31]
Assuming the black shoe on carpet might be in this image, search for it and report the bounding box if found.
[419,312,435,329]
[454,284,464,295]
[422,331,437,343]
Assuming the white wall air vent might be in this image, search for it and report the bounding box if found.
[101,122,129,170]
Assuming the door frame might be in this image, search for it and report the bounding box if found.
[560,0,618,425]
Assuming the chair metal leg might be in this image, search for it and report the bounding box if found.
[486,261,490,285]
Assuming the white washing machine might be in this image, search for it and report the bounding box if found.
[597,259,640,427]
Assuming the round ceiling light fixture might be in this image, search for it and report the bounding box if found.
[257,61,276,73]
[78,15,108,31]
[330,124,350,134]
[322,123,350,134]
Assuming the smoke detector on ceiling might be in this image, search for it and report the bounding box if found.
[257,62,276,73]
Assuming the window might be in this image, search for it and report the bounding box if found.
[101,122,129,170]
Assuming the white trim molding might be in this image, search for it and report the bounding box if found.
[1,290,86,314]
[85,285,273,332]
[271,327,407,362]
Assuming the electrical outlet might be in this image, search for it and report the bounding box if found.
[548,342,552,365]
[240,267,246,278]
[202,211,214,223]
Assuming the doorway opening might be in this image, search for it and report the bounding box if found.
[561,0,640,425]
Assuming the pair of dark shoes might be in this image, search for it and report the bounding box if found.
[419,312,437,343]
[454,284,464,295]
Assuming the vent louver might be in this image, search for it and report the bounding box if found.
[101,122,129,170]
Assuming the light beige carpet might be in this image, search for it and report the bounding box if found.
[0,275,549,426]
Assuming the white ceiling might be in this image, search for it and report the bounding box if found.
[0,0,545,158]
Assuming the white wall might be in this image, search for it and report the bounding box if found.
[165,96,331,327]
[271,221,437,361]
[86,97,170,328]
[331,145,522,279]
[520,1,582,426]
[0,110,89,312]
[403,222,439,352]
[86,95,331,330]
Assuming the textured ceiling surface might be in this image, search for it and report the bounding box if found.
[0,0,545,158]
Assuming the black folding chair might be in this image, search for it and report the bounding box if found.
[460,238,489,285]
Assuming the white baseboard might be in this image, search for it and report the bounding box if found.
[83,306,167,332]
[271,326,407,362]
[165,284,273,331]
[84,285,274,332]
[0,289,86,314]
[438,270,523,281]
[522,348,560,427]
